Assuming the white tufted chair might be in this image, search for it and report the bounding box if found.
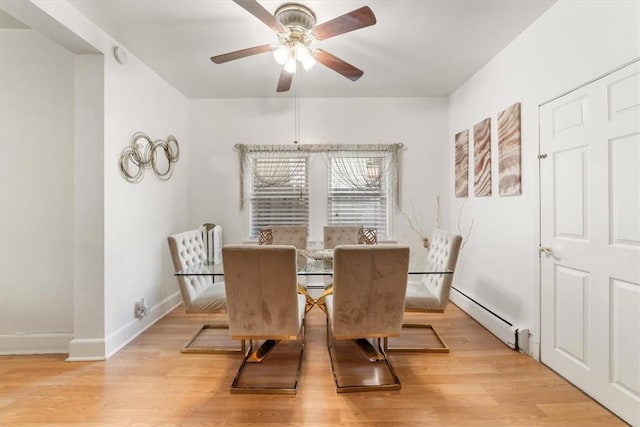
[325,244,410,392]
[387,229,462,353]
[222,245,306,394]
[167,230,240,353]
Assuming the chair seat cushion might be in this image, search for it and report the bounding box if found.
[405,280,443,311]
[190,282,227,312]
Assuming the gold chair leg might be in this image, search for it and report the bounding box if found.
[246,339,280,363]
[181,324,244,354]
[230,320,305,394]
[384,323,449,353]
[326,318,401,393]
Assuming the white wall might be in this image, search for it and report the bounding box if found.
[188,97,450,256]
[102,46,189,357]
[0,1,191,359]
[0,29,75,353]
[448,0,640,356]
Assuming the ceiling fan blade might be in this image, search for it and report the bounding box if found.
[311,6,376,41]
[277,69,293,92]
[313,49,364,81]
[210,44,272,64]
[233,0,286,34]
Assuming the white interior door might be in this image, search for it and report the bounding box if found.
[540,60,640,426]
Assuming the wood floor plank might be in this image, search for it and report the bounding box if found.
[0,303,625,426]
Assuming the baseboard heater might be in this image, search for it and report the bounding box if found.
[450,286,529,354]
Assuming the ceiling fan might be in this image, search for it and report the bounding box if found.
[211,0,377,92]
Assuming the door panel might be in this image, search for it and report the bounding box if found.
[554,147,588,239]
[610,133,640,246]
[554,265,589,366]
[552,95,587,135]
[607,71,640,119]
[540,60,640,426]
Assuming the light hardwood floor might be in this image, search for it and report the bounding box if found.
[0,303,624,426]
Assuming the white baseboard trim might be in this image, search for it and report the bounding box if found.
[450,286,530,354]
[66,291,182,361]
[66,338,106,361]
[2,293,182,360]
[0,332,73,355]
[104,291,182,359]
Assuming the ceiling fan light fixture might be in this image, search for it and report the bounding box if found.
[284,56,297,74]
[273,45,290,65]
[294,43,315,70]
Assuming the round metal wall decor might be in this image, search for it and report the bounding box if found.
[119,132,180,183]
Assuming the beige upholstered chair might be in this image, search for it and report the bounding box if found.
[258,225,313,311]
[222,245,306,394]
[167,230,239,353]
[272,225,308,267]
[323,225,361,249]
[258,225,308,267]
[325,244,410,392]
[387,229,462,353]
[317,225,377,305]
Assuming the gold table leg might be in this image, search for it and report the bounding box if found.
[315,285,333,313]
[297,284,316,313]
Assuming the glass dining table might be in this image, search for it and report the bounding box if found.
[175,249,452,362]
[175,249,452,278]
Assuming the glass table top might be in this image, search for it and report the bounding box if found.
[175,250,451,277]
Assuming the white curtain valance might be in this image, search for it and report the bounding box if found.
[235,143,404,209]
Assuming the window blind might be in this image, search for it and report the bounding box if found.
[249,157,309,238]
[327,155,389,239]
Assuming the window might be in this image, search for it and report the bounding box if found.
[327,154,390,239]
[237,143,401,241]
[248,155,309,238]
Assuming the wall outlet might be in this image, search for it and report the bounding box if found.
[134,298,149,319]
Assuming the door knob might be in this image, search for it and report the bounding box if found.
[538,246,554,255]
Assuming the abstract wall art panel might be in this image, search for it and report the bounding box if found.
[473,117,492,197]
[497,102,522,196]
[454,129,469,197]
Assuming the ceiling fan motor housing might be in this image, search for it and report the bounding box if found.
[275,3,316,44]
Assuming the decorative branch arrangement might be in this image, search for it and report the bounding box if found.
[399,196,442,249]
[119,132,180,183]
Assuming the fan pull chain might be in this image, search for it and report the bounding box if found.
[294,76,300,144]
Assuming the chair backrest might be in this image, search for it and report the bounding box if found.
[323,226,361,249]
[424,229,462,307]
[260,225,308,267]
[222,245,303,339]
[330,244,410,339]
[167,230,215,312]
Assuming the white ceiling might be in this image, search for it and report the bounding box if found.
[49,1,556,98]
